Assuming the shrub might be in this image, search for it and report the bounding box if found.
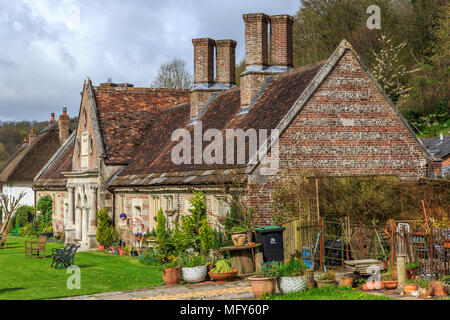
[180,253,209,268]
[96,208,119,246]
[254,264,278,279]
[37,196,53,234]
[275,258,307,277]
[138,248,161,266]
[155,208,173,258]
[15,206,34,227]
[198,219,213,254]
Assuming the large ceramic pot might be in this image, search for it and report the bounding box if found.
[340,277,354,288]
[162,267,181,286]
[382,281,398,290]
[403,283,418,296]
[249,276,277,298]
[430,281,447,297]
[182,265,208,283]
[231,232,247,247]
[208,270,238,283]
[277,276,308,294]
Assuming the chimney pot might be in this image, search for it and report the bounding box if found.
[28,128,37,145]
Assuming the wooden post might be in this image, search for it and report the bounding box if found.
[397,255,406,288]
[315,179,320,221]
[391,220,396,268]
[306,268,315,289]
[319,217,324,272]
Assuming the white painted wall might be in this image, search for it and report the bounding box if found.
[1,183,35,208]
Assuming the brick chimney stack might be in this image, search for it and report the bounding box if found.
[243,14,269,70]
[28,128,36,145]
[270,15,294,69]
[58,107,70,143]
[192,38,215,88]
[215,40,237,88]
[49,113,56,125]
[240,13,294,110]
[191,38,221,121]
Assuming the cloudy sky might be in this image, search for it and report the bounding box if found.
[0,0,300,122]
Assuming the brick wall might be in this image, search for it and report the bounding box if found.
[247,51,439,225]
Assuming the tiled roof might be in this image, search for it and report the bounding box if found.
[0,123,62,183]
[421,136,450,160]
[33,135,75,188]
[93,86,190,164]
[109,61,325,187]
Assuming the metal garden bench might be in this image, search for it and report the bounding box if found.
[51,243,80,269]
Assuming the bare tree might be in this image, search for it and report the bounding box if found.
[0,192,26,243]
[151,58,193,89]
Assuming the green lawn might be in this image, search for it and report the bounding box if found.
[0,238,163,300]
[262,286,391,300]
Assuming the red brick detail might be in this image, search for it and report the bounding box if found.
[270,15,294,68]
[192,38,215,85]
[215,40,237,86]
[243,13,269,68]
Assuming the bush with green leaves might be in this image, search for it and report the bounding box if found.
[254,264,278,279]
[37,196,53,234]
[138,248,161,266]
[15,206,34,227]
[96,208,119,246]
[275,258,307,277]
[179,253,210,268]
[155,208,176,259]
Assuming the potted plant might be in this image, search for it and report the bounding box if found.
[230,226,247,247]
[118,246,125,256]
[135,232,143,241]
[442,275,450,294]
[405,262,420,279]
[417,278,432,298]
[403,279,418,296]
[249,264,277,298]
[381,272,398,290]
[275,258,308,294]
[316,271,336,288]
[340,274,355,288]
[161,256,182,287]
[208,259,238,283]
[180,253,209,283]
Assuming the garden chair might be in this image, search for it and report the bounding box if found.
[0,235,6,249]
[51,244,80,269]
[9,224,19,237]
[24,235,48,258]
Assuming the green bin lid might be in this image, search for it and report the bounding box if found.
[255,225,283,231]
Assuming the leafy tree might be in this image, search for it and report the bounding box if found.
[14,205,34,227]
[96,208,119,246]
[151,58,193,89]
[37,196,53,234]
[371,35,411,104]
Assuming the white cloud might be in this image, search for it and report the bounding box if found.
[0,0,300,121]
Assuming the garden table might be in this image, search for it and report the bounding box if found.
[219,244,263,276]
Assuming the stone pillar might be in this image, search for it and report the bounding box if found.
[87,185,98,250]
[65,185,76,244]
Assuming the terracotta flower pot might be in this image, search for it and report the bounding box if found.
[403,284,418,296]
[231,232,247,247]
[208,270,238,283]
[430,281,447,297]
[119,249,125,256]
[340,277,354,288]
[316,279,336,288]
[382,281,398,290]
[162,267,181,287]
[249,276,277,298]
[98,245,104,251]
[362,281,384,291]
